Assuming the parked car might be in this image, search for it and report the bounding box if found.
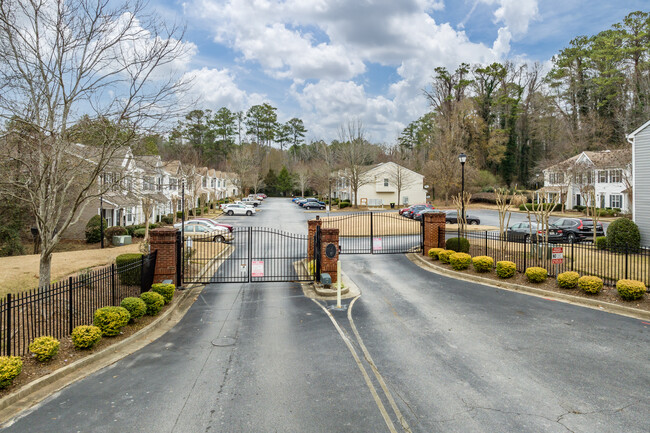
[413,208,441,221]
[222,204,256,216]
[241,197,260,207]
[292,197,303,203]
[298,198,319,207]
[186,218,233,233]
[174,219,230,232]
[551,218,605,243]
[444,210,480,225]
[398,206,412,216]
[303,201,326,210]
[220,201,251,210]
[506,222,563,243]
[181,223,233,243]
[404,204,435,218]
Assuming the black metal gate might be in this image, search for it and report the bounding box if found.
[321,211,423,254]
[182,227,315,284]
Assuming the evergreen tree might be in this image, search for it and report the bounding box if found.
[276,166,294,196]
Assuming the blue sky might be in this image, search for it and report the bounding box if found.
[147,0,648,143]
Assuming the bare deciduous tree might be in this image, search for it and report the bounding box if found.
[386,161,418,207]
[228,145,255,199]
[336,120,375,208]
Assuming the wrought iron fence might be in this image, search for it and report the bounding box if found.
[0,251,157,357]
[457,230,650,288]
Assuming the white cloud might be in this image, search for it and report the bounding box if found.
[480,0,539,36]
[181,67,265,111]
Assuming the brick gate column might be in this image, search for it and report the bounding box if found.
[149,227,179,285]
[320,227,339,283]
[307,217,322,259]
[423,212,446,253]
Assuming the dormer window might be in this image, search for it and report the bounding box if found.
[383,178,389,187]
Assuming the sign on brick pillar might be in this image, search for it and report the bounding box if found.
[320,227,339,283]
[149,228,179,285]
[423,212,446,254]
[307,217,322,260]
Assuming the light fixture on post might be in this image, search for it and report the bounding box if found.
[100,194,104,249]
[458,153,467,240]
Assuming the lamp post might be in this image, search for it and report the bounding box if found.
[458,153,467,240]
[100,195,104,249]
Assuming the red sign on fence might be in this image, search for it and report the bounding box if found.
[552,247,563,265]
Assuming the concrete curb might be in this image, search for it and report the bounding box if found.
[407,253,650,321]
[0,284,203,425]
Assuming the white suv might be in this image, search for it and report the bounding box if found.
[223,204,256,216]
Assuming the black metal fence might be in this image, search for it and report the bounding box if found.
[459,230,650,288]
[0,251,157,357]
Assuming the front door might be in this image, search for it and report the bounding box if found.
[575,194,581,206]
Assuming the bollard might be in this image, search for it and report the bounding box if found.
[337,261,342,308]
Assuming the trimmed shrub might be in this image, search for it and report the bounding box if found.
[339,202,350,209]
[105,226,127,245]
[437,250,455,264]
[116,253,143,286]
[616,279,646,301]
[160,215,174,224]
[140,291,165,316]
[0,357,23,389]
[525,267,548,283]
[151,283,175,304]
[93,306,131,336]
[85,215,108,243]
[578,276,603,294]
[606,218,641,253]
[71,325,103,349]
[557,271,580,289]
[496,261,516,278]
[445,237,470,253]
[29,336,60,362]
[428,248,444,260]
[133,228,146,238]
[595,236,607,250]
[472,256,494,273]
[449,253,472,270]
[120,297,147,320]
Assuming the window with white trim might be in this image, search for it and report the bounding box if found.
[610,194,622,209]
[609,169,622,183]
[383,178,389,187]
[599,170,608,183]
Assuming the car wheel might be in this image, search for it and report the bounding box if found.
[524,234,530,244]
[214,235,225,243]
[470,220,479,225]
[246,210,252,216]
[567,233,576,244]
[445,220,450,224]
[227,210,234,216]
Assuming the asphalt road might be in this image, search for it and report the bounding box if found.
[4,198,648,432]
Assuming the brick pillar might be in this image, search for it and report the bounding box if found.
[423,212,446,254]
[320,228,339,283]
[307,217,322,259]
[149,227,179,285]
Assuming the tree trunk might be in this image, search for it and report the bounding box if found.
[38,252,53,289]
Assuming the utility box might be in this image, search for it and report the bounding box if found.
[320,273,332,286]
[112,235,132,246]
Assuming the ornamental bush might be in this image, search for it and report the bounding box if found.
[437,250,455,264]
[595,236,607,250]
[105,226,127,245]
[71,325,103,349]
[472,256,494,273]
[606,218,641,253]
[120,297,147,320]
[616,279,646,301]
[93,306,131,336]
[151,283,175,304]
[29,336,60,362]
[133,228,147,238]
[428,248,444,260]
[0,357,23,389]
[116,253,143,286]
[449,253,472,270]
[578,276,603,294]
[557,271,580,289]
[525,267,548,283]
[445,237,470,253]
[85,215,108,244]
[140,291,165,316]
[496,261,516,278]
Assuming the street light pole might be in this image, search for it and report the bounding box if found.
[328,175,332,218]
[458,153,467,240]
[100,195,104,249]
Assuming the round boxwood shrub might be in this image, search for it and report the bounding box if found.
[472,256,494,273]
[71,325,103,349]
[595,236,607,250]
[151,283,175,304]
[578,276,603,294]
[93,306,131,336]
[133,228,147,238]
[0,356,23,389]
[616,279,646,301]
[428,248,444,260]
[557,271,580,289]
[525,267,548,283]
[496,261,516,279]
[120,297,147,320]
[606,218,640,253]
[437,250,456,264]
[85,215,108,244]
[105,226,128,245]
[445,237,470,253]
[116,253,143,286]
[140,291,165,316]
[28,336,60,362]
[449,252,472,270]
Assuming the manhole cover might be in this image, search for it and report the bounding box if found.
[211,337,236,347]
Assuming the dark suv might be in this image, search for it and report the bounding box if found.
[552,218,605,243]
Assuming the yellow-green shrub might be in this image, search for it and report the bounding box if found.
[141,291,165,316]
[151,283,175,304]
[557,271,580,289]
[71,325,103,349]
[449,253,472,270]
[437,250,455,264]
[496,261,516,279]
[616,279,646,301]
[120,297,147,321]
[29,336,60,362]
[93,306,131,336]
[525,267,548,283]
[578,276,603,294]
[472,256,494,273]
[428,248,444,260]
[0,357,23,388]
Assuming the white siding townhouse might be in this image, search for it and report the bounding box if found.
[627,119,650,246]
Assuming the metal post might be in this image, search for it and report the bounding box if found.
[181,179,185,281]
[570,242,574,271]
[523,239,527,271]
[460,160,465,240]
[625,244,629,280]
[6,293,11,356]
[100,195,104,249]
[68,277,74,334]
[176,231,182,289]
[315,226,322,281]
[370,212,374,254]
[248,226,252,283]
[485,231,488,256]
[111,264,116,306]
[328,176,331,218]
[421,218,425,256]
[336,261,342,309]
